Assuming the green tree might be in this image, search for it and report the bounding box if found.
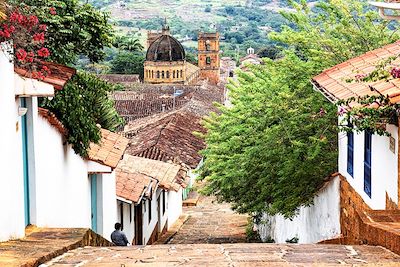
[199,0,399,218]
[113,36,144,53]
[41,72,123,157]
[110,51,145,78]
[14,0,114,64]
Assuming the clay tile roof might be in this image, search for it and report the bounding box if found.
[115,169,152,203]
[124,110,206,169]
[312,40,400,102]
[87,129,129,168]
[38,107,67,136]
[117,155,184,191]
[15,62,76,90]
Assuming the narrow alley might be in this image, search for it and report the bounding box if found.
[168,196,249,244]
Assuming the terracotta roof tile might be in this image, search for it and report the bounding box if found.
[15,62,76,90]
[115,169,152,203]
[117,155,185,191]
[312,40,400,102]
[37,108,67,136]
[87,129,128,168]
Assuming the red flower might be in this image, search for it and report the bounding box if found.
[49,7,57,15]
[39,24,47,31]
[16,49,28,62]
[37,47,50,58]
[32,71,45,80]
[26,51,35,63]
[41,65,51,75]
[33,32,45,43]
[28,15,39,26]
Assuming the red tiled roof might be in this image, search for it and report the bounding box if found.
[124,110,206,169]
[38,108,67,136]
[312,41,400,102]
[118,155,186,191]
[15,62,76,90]
[87,129,129,168]
[115,169,153,203]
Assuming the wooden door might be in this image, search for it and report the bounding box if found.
[134,204,143,245]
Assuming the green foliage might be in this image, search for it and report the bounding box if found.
[338,94,398,137]
[246,219,262,243]
[41,72,123,157]
[15,0,114,64]
[199,0,399,218]
[109,51,145,77]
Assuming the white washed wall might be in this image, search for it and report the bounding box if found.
[0,44,26,241]
[117,200,135,244]
[97,173,117,240]
[33,115,91,228]
[338,125,398,209]
[257,176,341,244]
[142,190,158,245]
[157,189,168,232]
[167,187,183,229]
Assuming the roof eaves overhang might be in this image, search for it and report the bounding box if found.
[311,80,338,104]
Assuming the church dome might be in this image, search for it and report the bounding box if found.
[146,35,186,62]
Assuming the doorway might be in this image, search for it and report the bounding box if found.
[134,204,143,245]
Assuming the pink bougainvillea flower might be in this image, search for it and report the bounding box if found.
[391,67,400,79]
[33,32,45,43]
[28,15,39,26]
[16,48,28,62]
[39,24,47,31]
[26,51,35,63]
[37,47,50,58]
[337,106,346,116]
[49,7,57,15]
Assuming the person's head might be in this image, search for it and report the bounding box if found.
[114,222,122,230]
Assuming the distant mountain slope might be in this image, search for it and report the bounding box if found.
[85,0,317,57]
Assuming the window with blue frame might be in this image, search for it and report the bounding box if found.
[347,127,354,177]
[364,130,372,197]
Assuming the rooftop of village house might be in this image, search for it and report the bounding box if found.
[312,40,400,103]
[113,81,224,168]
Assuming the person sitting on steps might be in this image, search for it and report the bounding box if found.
[111,222,129,246]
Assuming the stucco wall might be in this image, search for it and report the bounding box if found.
[0,44,26,241]
[167,187,183,229]
[97,173,117,241]
[33,115,91,228]
[338,125,398,209]
[142,189,159,245]
[257,176,341,244]
[117,200,135,244]
[157,189,168,232]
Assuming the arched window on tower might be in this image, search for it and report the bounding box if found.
[162,71,165,79]
[152,71,154,79]
[173,70,175,78]
[206,40,211,51]
[157,71,160,79]
[166,71,170,78]
[180,70,183,79]
[206,57,211,65]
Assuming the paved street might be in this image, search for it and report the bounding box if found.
[168,196,249,244]
[43,243,400,266]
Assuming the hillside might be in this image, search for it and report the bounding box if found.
[83,1,316,59]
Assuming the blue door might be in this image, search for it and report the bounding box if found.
[364,131,372,197]
[21,98,30,226]
[90,174,97,232]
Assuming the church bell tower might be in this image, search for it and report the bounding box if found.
[198,32,220,85]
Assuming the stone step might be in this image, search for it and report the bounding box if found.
[44,243,400,266]
[0,226,113,267]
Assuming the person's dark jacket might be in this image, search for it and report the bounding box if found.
[111,230,129,246]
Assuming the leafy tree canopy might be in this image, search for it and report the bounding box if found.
[13,0,114,64]
[41,72,123,157]
[199,0,399,218]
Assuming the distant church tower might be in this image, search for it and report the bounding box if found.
[198,32,220,85]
